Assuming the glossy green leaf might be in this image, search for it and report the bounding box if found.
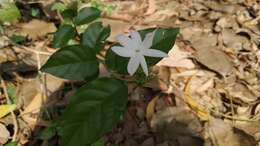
[105,28,179,74]
[41,45,98,81]
[82,22,110,53]
[59,77,128,146]
[52,24,76,48]
[61,9,77,20]
[73,7,101,26]
[0,3,21,23]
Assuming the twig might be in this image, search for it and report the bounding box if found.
[0,76,19,141]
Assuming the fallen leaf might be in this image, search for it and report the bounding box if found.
[102,18,131,42]
[157,44,195,69]
[145,0,157,15]
[226,82,257,103]
[0,123,10,145]
[184,76,209,121]
[234,120,260,141]
[195,47,233,76]
[146,96,158,121]
[17,74,64,108]
[0,104,16,118]
[205,118,256,146]
[151,107,203,146]
[21,93,48,127]
[20,19,56,40]
[196,78,214,93]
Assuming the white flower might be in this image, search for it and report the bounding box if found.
[111,31,168,76]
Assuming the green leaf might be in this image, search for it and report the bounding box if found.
[10,35,26,44]
[41,45,99,81]
[82,22,110,53]
[31,8,40,17]
[51,2,66,12]
[7,83,17,104]
[4,141,18,146]
[59,77,128,146]
[38,126,56,140]
[0,3,21,23]
[73,7,101,26]
[61,9,77,20]
[52,24,76,48]
[105,28,179,74]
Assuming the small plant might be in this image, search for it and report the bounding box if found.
[41,6,179,146]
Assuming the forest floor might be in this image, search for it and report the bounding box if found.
[0,0,260,146]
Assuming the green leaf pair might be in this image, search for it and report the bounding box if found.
[52,7,101,48]
[82,22,110,54]
[44,7,109,81]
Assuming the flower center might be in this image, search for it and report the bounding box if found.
[135,49,141,53]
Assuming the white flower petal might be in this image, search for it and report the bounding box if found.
[116,34,133,49]
[143,49,168,57]
[129,31,142,49]
[130,31,142,44]
[142,31,155,49]
[111,46,134,57]
[127,56,140,75]
[139,55,148,76]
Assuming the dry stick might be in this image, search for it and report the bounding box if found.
[34,43,50,121]
[228,92,235,125]
[0,76,19,141]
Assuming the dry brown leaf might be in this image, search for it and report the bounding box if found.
[102,18,131,42]
[195,47,233,76]
[184,76,209,121]
[157,45,195,69]
[226,82,257,103]
[221,29,249,50]
[171,70,212,77]
[234,120,260,141]
[20,19,56,39]
[146,96,158,121]
[21,93,48,127]
[17,74,64,108]
[205,118,256,146]
[196,78,214,93]
[0,123,10,145]
[145,0,157,15]
[151,107,203,146]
